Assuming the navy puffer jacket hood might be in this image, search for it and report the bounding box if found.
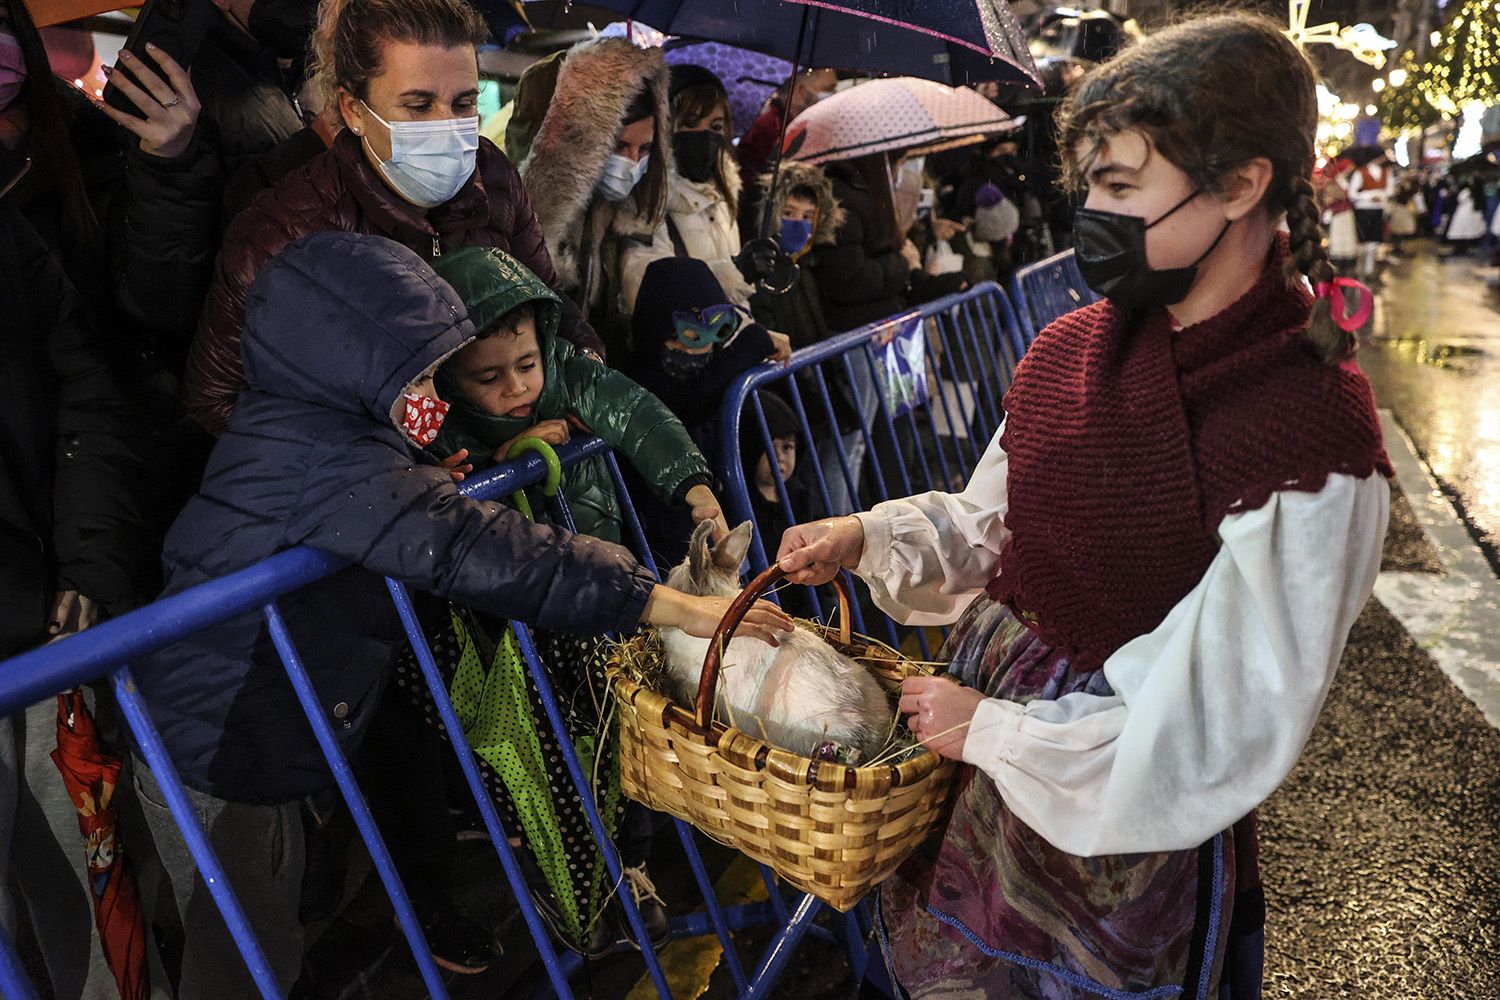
[241,230,472,432]
[136,233,656,804]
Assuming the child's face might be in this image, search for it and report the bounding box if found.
[447,314,545,419]
[781,195,818,226]
[406,373,438,400]
[754,435,798,496]
[1075,128,1233,273]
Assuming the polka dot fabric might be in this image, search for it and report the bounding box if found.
[391,608,623,950]
[781,76,1020,165]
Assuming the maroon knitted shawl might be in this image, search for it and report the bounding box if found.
[987,241,1391,670]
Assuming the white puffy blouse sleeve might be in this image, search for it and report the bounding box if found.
[958,471,1389,857]
[853,425,1011,626]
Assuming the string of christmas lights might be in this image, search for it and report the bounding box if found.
[1417,0,1500,115]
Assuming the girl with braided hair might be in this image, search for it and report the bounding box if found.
[776,13,1390,999]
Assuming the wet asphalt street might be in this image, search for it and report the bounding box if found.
[307,243,1500,1000]
[1361,244,1500,569]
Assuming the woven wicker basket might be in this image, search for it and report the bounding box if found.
[605,564,958,911]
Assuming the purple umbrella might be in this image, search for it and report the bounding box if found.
[664,41,793,138]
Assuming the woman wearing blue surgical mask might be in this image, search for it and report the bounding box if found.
[504,37,674,359]
[183,0,607,437]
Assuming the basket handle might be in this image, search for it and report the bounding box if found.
[693,563,853,732]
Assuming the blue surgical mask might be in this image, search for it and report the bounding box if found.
[596,153,650,203]
[777,218,813,257]
[359,100,479,209]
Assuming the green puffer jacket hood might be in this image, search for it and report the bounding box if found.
[430,246,710,542]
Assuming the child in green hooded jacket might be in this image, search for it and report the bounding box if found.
[429,246,729,544]
[420,247,731,951]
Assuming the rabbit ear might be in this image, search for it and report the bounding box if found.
[687,520,716,584]
[711,521,754,571]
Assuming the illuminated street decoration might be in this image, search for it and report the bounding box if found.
[1378,54,1443,134]
[1284,1,1397,68]
[1418,0,1500,115]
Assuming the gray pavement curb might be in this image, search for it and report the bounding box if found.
[1374,410,1500,729]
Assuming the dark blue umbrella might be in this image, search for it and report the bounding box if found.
[521,0,1039,87]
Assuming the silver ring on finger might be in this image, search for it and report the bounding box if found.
[162,96,180,108]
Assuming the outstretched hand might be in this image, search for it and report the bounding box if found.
[494,419,571,462]
[776,515,865,586]
[439,449,473,482]
[685,484,730,542]
[641,586,794,647]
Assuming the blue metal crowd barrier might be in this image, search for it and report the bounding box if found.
[0,436,885,1000]
[0,437,695,1000]
[0,280,1033,1000]
[1010,249,1099,342]
[718,282,1030,660]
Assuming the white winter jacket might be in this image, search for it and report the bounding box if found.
[620,168,754,313]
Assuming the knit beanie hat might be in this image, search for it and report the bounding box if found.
[739,389,799,469]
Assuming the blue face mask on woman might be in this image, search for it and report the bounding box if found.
[596,153,650,202]
[777,218,814,257]
[359,100,479,209]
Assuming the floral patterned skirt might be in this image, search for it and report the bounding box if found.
[877,595,1235,1000]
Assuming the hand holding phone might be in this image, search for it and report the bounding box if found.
[94,42,201,159]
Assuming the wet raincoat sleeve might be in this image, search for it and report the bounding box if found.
[957,472,1388,857]
[562,357,712,502]
[853,424,1011,625]
[283,438,657,635]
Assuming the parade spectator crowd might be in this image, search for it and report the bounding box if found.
[1,0,1407,996]
[0,0,1035,992]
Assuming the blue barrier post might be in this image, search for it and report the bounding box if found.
[511,622,676,1000]
[0,924,39,1000]
[112,666,288,999]
[384,579,578,1000]
[262,602,452,999]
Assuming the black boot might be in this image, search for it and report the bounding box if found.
[620,863,671,949]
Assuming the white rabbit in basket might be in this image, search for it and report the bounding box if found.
[659,521,893,760]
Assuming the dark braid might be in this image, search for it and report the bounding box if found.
[1284,175,1353,363]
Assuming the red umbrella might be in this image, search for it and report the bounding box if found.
[50,689,149,1000]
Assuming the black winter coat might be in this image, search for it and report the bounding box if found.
[0,206,145,656]
[812,163,911,332]
[117,13,305,350]
[10,83,209,370]
[136,232,656,804]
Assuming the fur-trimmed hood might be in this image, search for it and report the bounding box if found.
[757,161,844,247]
[509,38,672,309]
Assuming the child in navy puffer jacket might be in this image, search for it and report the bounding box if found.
[130,232,790,998]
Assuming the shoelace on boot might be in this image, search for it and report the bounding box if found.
[622,863,666,907]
